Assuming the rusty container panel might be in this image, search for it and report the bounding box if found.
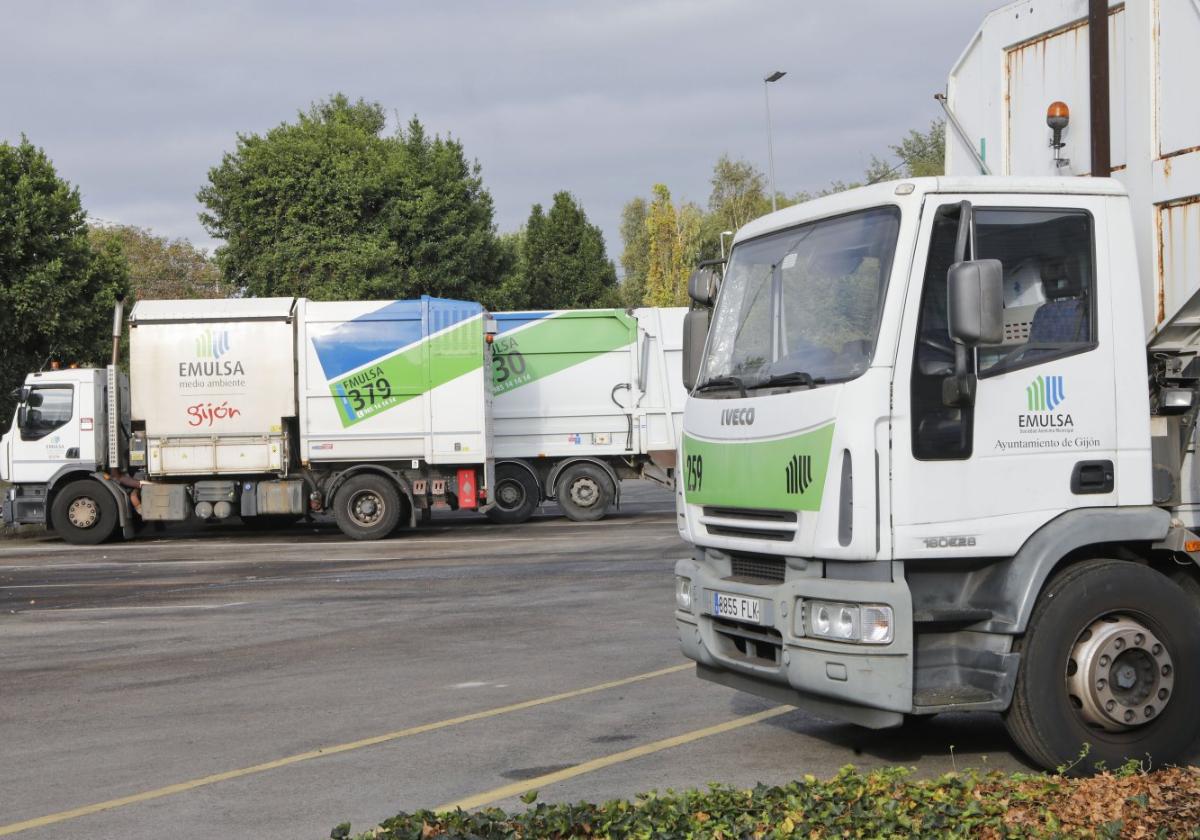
[1157,196,1200,327]
[1004,8,1125,176]
[1156,0,1200,159]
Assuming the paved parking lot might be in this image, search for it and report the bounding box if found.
[0,483,1028,839]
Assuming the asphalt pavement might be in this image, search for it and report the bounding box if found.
[0,482,1028,839]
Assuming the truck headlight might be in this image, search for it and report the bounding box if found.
[807,601,893,645]
[675,576,693,610]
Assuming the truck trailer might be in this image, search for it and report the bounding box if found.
[485,307,685,523]
[2,295,495,543]
[673,0,1200,771]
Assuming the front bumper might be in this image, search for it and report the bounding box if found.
[675,549,913,728]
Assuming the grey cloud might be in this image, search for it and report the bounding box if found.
[1,0,998,262]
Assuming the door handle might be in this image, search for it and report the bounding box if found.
[1071,460,1114,495]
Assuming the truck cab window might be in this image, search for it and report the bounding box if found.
[911,205,1095,460]
[20,386,74,441]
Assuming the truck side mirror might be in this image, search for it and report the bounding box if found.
[943,258,1003,407]
[16,405,28,429]
[947,259,1004,346]
[682,308,709,391]
[687,266,721,306]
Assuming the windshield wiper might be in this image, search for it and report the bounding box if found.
[755,371,827,390]
[695,375,749,397]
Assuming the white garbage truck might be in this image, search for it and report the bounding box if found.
[484,307,685,523]
[1,295,495,543]
[674,0,1200,771]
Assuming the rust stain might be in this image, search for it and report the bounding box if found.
[1157,205,1166,326]
[1160,144,1200,162]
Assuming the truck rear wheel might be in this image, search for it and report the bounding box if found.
[486,464,539,525]
[555,463,614,522]
[51,480,118,545]
[333,474,402,540]
[1003,559,1200,773]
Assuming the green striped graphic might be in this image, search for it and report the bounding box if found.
[492,310,636,396]
[330,317,483,427]
[682,424,835,511]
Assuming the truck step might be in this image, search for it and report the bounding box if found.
[912,686,997,708]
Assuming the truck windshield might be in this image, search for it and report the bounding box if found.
[699,206,901,391]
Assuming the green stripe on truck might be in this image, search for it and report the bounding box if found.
[491,310,636,396]
[682,424,835,510]
[330,317,483,428]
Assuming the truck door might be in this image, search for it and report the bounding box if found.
[891,194,1117,558]
[10,382,82,484]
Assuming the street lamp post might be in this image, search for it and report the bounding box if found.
[763,70,786,212]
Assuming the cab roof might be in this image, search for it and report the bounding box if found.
[733,176,1128,245]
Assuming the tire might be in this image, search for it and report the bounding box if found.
[51,480,119,545]
[332,474,402,541]
[554,462,614,523]
[1003,559,1200,774]
[486,463,540,525]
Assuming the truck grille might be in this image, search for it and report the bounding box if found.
[729,554,786,583]
[700,506,798,543]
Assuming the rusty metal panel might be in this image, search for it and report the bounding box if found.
[1155,0,1200,160]
[1004,6,1126,176]
[1156,195,1200,327]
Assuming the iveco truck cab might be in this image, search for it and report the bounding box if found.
[674,175,1200,771]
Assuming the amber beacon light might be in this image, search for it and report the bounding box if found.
[1047,101,1070,168]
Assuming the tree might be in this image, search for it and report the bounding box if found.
[197,94,503,301]
[0,137,129,419]
[708,155,771,232]
[643,184,703,307]
[87,225,227,300]
[618,197,650,308]
[891,119,945,178]
[518,191,618,310]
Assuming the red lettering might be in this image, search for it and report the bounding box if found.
[185,401,241,427]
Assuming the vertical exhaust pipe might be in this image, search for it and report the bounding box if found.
[111,294,125,367]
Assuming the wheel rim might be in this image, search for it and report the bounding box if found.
[347,489,385,527]
[496,478,526,510]
[67,497,99,529]
[1066,613,1175,731]
[568,476,600,508]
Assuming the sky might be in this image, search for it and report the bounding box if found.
[0,0,1003,267]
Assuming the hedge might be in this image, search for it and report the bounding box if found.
[332,764,1200,839]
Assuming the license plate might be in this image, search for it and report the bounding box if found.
[710,591,763,624]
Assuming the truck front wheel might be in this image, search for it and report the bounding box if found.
[333,474,402,540]
[486,464,540,525]
[555,463,614,522]
[51,480,118,545]
[1004,559,1200,773]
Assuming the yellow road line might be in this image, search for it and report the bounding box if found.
[436,705,793,812]
[0,663,693,836]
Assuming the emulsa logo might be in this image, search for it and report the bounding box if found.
[1019,374,1073,429]
[178,328,245,377]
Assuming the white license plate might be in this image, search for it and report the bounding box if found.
[710,591,763,624]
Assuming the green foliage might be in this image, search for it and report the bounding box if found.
[643,184,703,308]
[619,122,946,296]
[0,136,129,419]
[197,94,503,302]
[708,154,771,232]
[87,225,227,300]
[617,197,649,309]
[509,191,618,310]
[340,764,1200,839]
